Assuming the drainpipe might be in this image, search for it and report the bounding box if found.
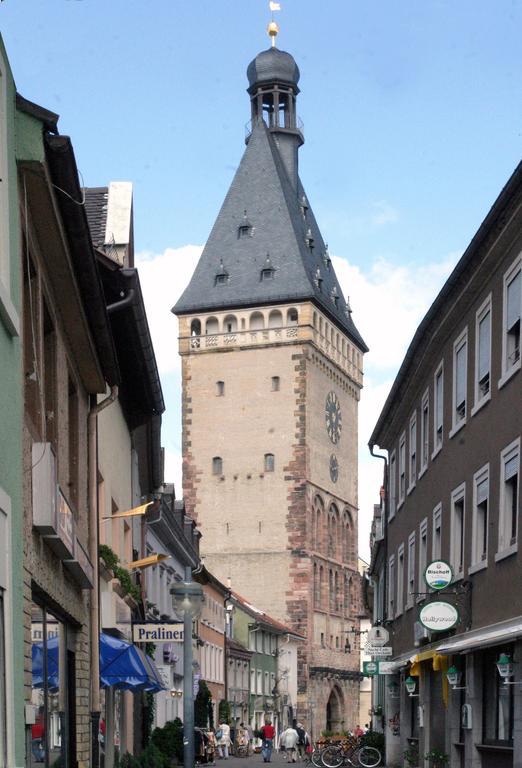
[89,386,119,768]
[368,443,388,733]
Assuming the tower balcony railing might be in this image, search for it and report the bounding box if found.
[183,325,362,385]
[245,114,304,141]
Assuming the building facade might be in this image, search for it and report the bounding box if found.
[174,39,366,734]
[0,36,24,768]
[194,567,228,725]
[369,162,522,768]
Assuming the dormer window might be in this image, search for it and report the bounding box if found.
[238,209,253,238]
[215,259,229,286]
[305,228,314,250]
[260,253,275,281]
[300,195,308,218]
[314,269,323,292]
[330,287,339,307]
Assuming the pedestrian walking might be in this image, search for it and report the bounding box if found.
[216,720,231,759]
[260,719,275,763]
[294,722,306,760]
[279,725,299,763]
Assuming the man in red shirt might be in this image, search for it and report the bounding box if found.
[260,720,275,763]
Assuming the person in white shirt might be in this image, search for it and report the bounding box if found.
[279,726,299,763]
[216,721,231,759]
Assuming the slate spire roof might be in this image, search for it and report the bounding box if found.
[173,55,367,352]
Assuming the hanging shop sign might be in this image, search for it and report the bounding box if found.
[364,645,393,657]
[378,662,396,674]
[363,661,379,676]
[367,626,390,646]
[132,623,184,643]
[419,601,459,632]
[424,560,453,591]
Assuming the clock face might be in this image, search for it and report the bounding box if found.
[325,391,342,444]
[330,454,339,483]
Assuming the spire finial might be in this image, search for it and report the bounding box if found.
[267,1,281,47]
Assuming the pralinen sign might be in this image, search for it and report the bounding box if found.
[424,560,453,591]
[419,601,459,632]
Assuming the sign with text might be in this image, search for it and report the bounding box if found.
[367,626,390,646]
[364,645,393,657]
[133,623,184,643]
[424,560,453,591]
[377,662,396,674]
[362,661,379,676]
[419,601,459,632]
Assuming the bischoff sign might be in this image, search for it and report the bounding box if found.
[424,560,453,591]
[419,601,459,632]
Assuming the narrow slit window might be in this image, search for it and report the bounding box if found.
[216,381,225,396]
[212,457,223,475]
[264,453,275,472]
[271,376,280,391]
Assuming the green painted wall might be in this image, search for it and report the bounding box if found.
[0,35,24,768]
[231,606,278,719]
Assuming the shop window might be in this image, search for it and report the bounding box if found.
[433,362,444,454]
[498,439,520,555]
[30,603,73,768]
[482,646,514,745]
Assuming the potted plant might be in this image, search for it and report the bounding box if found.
[425,749,449,768]
[403,744,419,767]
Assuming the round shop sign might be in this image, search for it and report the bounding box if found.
[419,601,459,632]
[424,560,453,591]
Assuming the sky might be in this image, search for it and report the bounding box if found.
[2,0,521,559]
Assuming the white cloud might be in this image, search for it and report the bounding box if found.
[371,200,399,226]
[136,243,461,558]
[136,245,203,375]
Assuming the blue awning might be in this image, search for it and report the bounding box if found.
[32,633,166,693]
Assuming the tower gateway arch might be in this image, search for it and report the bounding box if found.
[173,34,367,734]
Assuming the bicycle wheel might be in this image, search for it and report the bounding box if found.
[321,746,343,768]
[356,746,381,767]
[310,749,324,768]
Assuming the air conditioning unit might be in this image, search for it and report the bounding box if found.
[414,621,430,647]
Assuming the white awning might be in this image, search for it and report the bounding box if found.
[437,616,522,654]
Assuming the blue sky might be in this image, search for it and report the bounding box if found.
[2,0,521,556]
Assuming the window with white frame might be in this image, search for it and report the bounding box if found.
[498,439,520,554]
[475,297,491,405]
[452,330,468,429]
[389,450,397,519]
[257,669,263,694]
[502,258,521,377]
[408,413,417,490]
[432,504,442,560]
[471,465,489,567]
[250,669,255,693]
[418,519,428,594]
[450,484,466,579]
[398,433,406,505]
[387,555,396,619]
[407,533,416,607]
[264,671,270,694]
[420,389,429,473]
[434,363,444,453]
[396,545,404,615]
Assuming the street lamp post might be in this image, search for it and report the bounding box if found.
[171,567,204,768]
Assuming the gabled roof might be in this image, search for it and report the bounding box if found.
[231,590,305,640]
[173,120,367,351]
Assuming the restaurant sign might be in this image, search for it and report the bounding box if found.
[424,560,453,591]
[419,601,459,632]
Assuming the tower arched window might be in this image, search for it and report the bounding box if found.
[250,312,264,330]
[329,570,334,612]
[319,565,324,605]
[344,574,350,616]
[334,572,340,612]
[206,317,219,335]
[224,315,238,333]
[287,308,298,326]
[191,319,201,336]
[264,453,275,472]
[268,310,283,328]
[212,457,223,475]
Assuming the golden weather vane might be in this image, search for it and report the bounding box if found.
[268,1,281,48]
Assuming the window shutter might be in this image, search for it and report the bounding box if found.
[507,272,521,331]
[476,477,489,505]
[456,344,467,406]
[505,454,519,481]
[478,312,491,381]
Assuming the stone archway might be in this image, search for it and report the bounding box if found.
[326,685,345,734]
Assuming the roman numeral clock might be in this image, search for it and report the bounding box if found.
[325,390,342,484]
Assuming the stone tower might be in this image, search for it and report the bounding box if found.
[173,42,367,733]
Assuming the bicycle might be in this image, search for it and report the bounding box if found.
[321,737,381,768]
